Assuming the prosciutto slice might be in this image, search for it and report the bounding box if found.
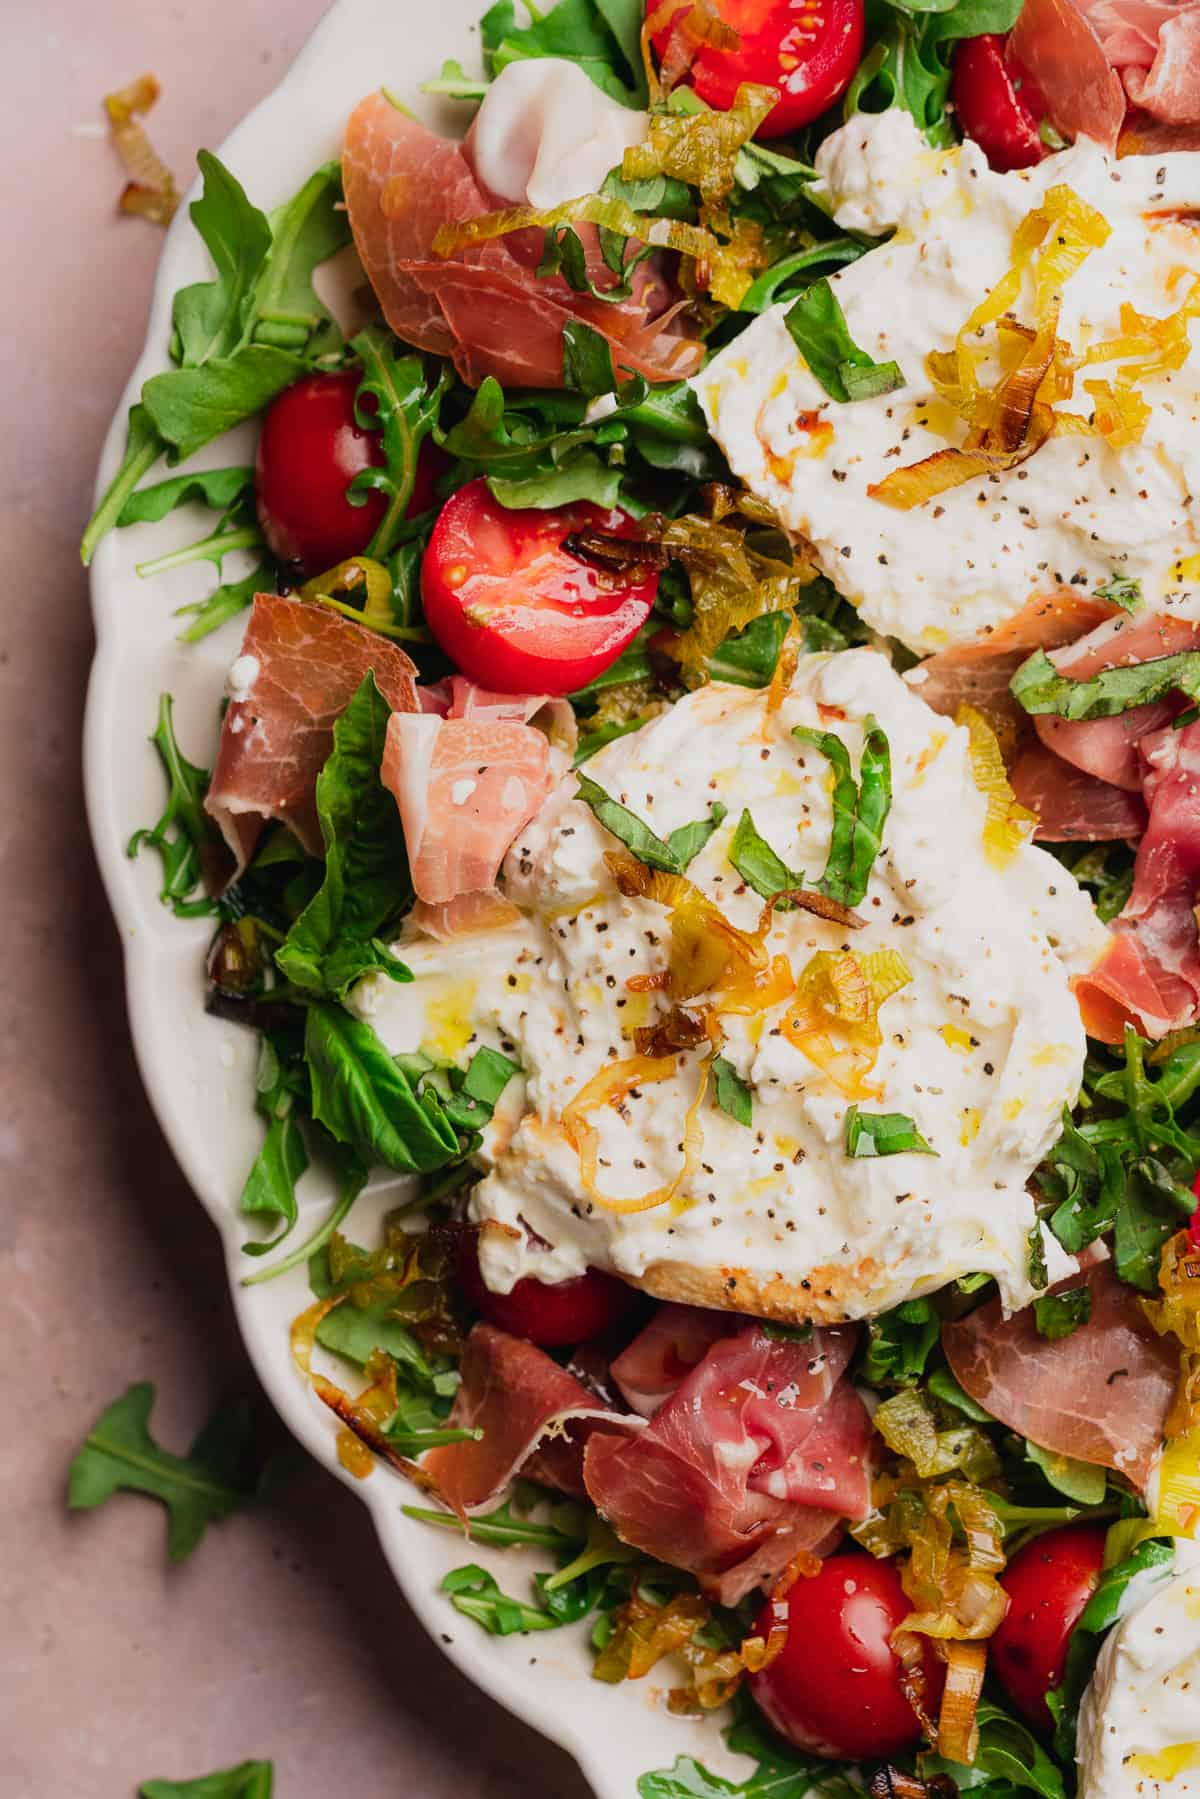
[1009,742,1148,839]
[421,1323,640,1514]
[909,591,1115,732]
[205,593,418,876]
[584,1323,873,1595]
[610,1303,735,1417]
[1075,719,1200,1037]
[1087,0,1200,123]
[1008,0,1128,149]
[341,93,703,389]
[942,1262,1178,1489]
[381,710,562,906]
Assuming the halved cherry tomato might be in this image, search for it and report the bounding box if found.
[990,1523,1107,1728]
[649,0,864,138]
[1188,1169,1200,1251]
[256,370,444,576]
[421,479,658,695]
[750,1551,945,1760]
[455,1229,639,1347]
[952,34,1049,172]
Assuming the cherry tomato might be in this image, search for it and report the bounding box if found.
[649,0,864,138]
[256,370,445,576]
[455,1230,639,1348]
[1188,1170,1200,1251]
[990,1523,1107,1729]
[952,34,1049,172]
[421,479,658,695]
[749,1551,945,1760]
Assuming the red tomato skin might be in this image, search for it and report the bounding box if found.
[991,1523,1107,1729]
[952,34,1048,172]
[650,0,865,137]
[421,478,658,696]
[749,1552,945,1761]
[455,1231,638,1348]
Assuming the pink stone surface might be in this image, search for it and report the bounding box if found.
[0,6,588,1794]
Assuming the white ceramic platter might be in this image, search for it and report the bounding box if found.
[83,2,750,1791]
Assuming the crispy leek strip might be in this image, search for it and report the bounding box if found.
[938,1641,988,1764]
[1142,1230,1200,1442]
[670,1620,788,1713]
[561,1049,712,1214]
[593,1586,710,1684]
[607,849,772,1001]
[856,1477,1009,1642]
[871,188,1110,509]
[782,948,912,1100]
[623,82,776,209]
[104,74,180,225]
[957,705,1037,868]
[289,1295,440,1491]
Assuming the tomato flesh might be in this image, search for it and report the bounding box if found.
[649,0,865,137]
[421,478,658,695]
[456,1230,639,1348]
[750,1551,945,1760]
[952,34,1049,172]
[991,1523,1107,1729]
[256,370,444,577]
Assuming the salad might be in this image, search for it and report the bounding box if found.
[84,0,1200,1793]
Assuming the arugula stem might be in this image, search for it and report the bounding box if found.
[137,524,263,579]
[80,410,164,565]
[240,1159,366,1287]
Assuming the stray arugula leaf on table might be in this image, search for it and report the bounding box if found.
[140,1761,274,1799]
[68,1385,279,1562]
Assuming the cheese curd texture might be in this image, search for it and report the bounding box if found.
[1078,1537,1200,1798]
[696,111,1200,653]
[359,651,1104,1320]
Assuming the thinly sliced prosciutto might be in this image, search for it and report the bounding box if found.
[1084,0,1200,123]
[205,593,418,876]
[942,1262,1178,1489]
[610,1303,735,1417]
[583,1323,873,1595]
[1007,0,1128,149]
[1075,718,1200,1038]
[381,710,564,907]
[909,590,1115,732]
[1009,742,1148,840]
[341,93,702,389]
[421,1323,640,1514]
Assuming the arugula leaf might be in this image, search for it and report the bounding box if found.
[241,1139,368,1289]
[403,1498,583,1551]
[1025,1440,1108,1505]
[348,327,448,559]
[845,1104,936,1157]
[576,772,719,874]
[539,223,653,302]
[1115,1156,1192,1290]
[861,1298,940,1387]
[175,561,270,644]
[846,0,1023,146]
[276,673,413,1001]
[729,809,804,902]
[922,1697,1068,1798]
[784,279,904,405]
[116,465,254,526]
[1034,1285,1092,1340]
[792,715,892,907]
[1012,647,1200,721]
[140,1762,274,1799]
[740,239,867,316]
[712,1056,753,1127]
[421,58,490,100]
[928,1365,994,1420]
[1027,1221,1050,1290]
[1094,573,1142,612]
[562,317,639,398]
[127,693,221,917]
[238,1033,310,1255]
[441,1564,574,1635]
[82,157,350,558]
[641,1701,836,1798]
[67,1384,266,1562]
[482,0,647,106]
[1046,1538,1176,1761]
[305,1004,462,1173]
[1053,839,1135,923]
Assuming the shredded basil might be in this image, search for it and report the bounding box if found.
[784,279,905,405]
[576,774,724,873]
[711,1056,753,1127]
[1011,647,1200,720]
[728,809,803,903]
[845,1104,936,1158]
[793,715,892,907]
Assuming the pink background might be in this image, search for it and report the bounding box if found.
[3,4,589,1794]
